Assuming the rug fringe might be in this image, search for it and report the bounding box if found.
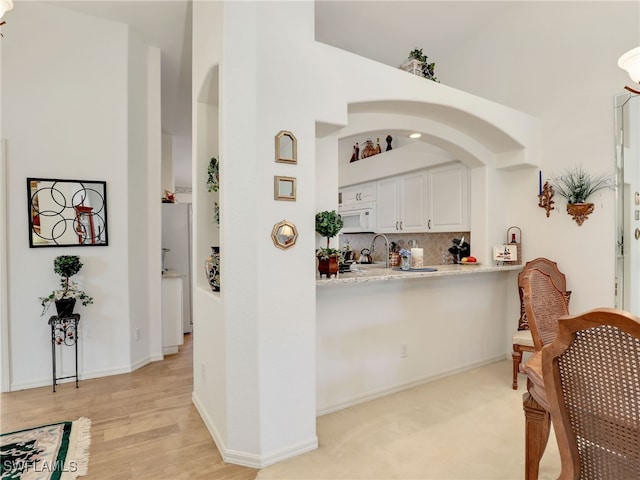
[67,416,92,479]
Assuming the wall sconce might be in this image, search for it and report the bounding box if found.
[0,0,13,19]
[619,46,640,94]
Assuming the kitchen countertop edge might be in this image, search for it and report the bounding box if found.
[316,263,522,285]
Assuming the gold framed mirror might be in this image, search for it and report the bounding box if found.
[271,220,298,250]
[275,130,297,164]
[274,176,296,201]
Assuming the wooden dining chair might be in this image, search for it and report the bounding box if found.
[542,308,640,479]
[512,258,571,389]
[520,268,571,480]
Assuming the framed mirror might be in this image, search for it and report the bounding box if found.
[271,220,298,250]
[275,130,297,164]
[614,92,640,316]
[27,177,108,248]
[274,176,296,201]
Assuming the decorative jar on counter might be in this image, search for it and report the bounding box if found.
[401,255,411,271]
[205,246,220,292]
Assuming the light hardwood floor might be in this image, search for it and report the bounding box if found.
[0,334,258,480]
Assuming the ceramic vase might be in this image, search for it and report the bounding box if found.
[205,246,221,292]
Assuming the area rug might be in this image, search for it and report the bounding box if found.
[1,417,91,480]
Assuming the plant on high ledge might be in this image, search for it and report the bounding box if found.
[407,48,439,82]
[40,255,93,316]
[549,166,613,226]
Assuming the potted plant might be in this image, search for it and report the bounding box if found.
[315,210,344,278]
[402,48,439,82]
[40,255,93,316]
[550,166,612,225]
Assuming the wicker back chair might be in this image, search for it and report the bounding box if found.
[512,258,572,389]
[542,308,640,479]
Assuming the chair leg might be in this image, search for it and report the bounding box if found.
[522,390,551,480]
[512,345,522,390]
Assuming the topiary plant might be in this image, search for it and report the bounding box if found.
[315,210,343,258]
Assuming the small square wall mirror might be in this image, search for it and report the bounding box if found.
[27,177,109,248]
[275,130,297,164]
[274,176,296,201]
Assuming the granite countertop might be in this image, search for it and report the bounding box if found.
[162,269,186,278]
[316,263,522,285]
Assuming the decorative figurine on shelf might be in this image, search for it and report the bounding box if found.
[361,139,376,159]
[350,143,359,163]
[375,138,382,155]
[386,135,393,151]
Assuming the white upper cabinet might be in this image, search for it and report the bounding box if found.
[339,181,376,207]
[426,163,469,232]
[376,170,427,233]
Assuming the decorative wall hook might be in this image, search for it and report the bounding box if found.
[538,181,555,217]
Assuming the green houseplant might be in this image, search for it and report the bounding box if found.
[40,255,93,316]
[407,48,439,82]
[550,166,612,225]
[315,210,343,277]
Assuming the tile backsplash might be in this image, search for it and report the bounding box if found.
[340,232,471,265]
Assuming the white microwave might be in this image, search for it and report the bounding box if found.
[339,203,376,233]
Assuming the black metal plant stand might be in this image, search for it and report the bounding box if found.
[48,314,80,392]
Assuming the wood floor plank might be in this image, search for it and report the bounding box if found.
[0,334,258,480]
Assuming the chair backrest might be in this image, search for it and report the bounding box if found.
[542,308,640,479]
[521,268,569,350]
[518,257,571,331]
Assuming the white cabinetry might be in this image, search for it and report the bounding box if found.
[161,273,185,355]
[339,181,376,207]
[426,163,469,232]
[376,171,427,233]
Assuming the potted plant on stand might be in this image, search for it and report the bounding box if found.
[40,255,93,317]
[315,210,344,278]
[550,166,612,225]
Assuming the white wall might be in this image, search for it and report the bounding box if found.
[1,3,162,389]
[439,1,639,314]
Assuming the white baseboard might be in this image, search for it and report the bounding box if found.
[191,391,318,468]
[9,356,160,391]
[316,354,506,416]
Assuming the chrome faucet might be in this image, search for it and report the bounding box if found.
[370,233,390,268]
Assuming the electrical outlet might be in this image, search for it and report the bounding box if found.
[401,344,408,358]
[201,362,206,380]
[135,328,141,341]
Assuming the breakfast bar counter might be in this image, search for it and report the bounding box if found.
[316,263,521,285]
[315,261,521,415]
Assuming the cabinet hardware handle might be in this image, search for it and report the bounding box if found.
[400,221,403,230]
[395,221,399,230]
[428,219,432,229]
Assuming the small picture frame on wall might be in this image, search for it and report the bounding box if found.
[274,176,296,201]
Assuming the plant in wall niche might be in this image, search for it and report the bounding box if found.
[405,48,439,82]
[549,166,613,226]
[207,157,220,225]
[207,157,219,192]
[315,210,344,278]
[40,255,93,316]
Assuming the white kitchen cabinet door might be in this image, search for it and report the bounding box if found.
[376,177,401,232]
[427,163,469,232]
[161,275,184,355]
[340,181,377,206]
[399,170,427,232]
[376,171,426,233]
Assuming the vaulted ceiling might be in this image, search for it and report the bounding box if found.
[50,1,512,187]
